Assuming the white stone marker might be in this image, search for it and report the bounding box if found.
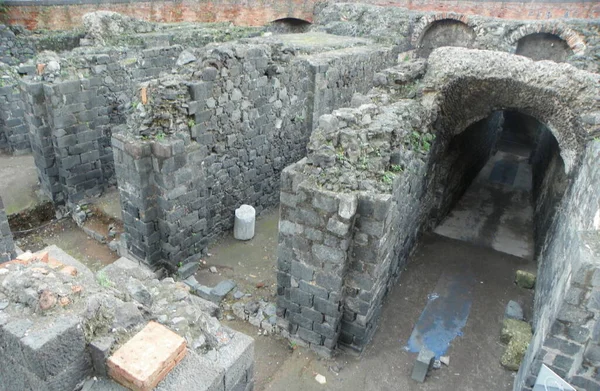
[234,204,255,240]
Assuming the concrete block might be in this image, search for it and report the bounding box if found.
[20,316,86,380]
[411,348,435,383]
[234,205,255,241]
[290,287,313,307]
[211,280,237,300]
[0,318,33,364]
[155,350,225,391]
[290,261,314,282]
[312,244,345,264]
[313,322,337,339]
[90,335,115,376]
[215,328,254,390]
[176,262,199,280]
[297,326,322,345]
[313,296,340,317]
[190,279,236,304]
[289,312,314,331]
[108,321,187,391]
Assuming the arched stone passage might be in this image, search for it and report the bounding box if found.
[515,33,573,63]
[508,23,586,56]
[277,48,600,369]
[412,14,476,58]
[268,17,312,33]
[425,47,600,172]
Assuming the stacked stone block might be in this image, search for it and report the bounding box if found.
[21,82,62,202]
[21,77,112,205]
[340,174,429,352]
[46,78,111,204]
[0,24,35,66]
[112,135,160,263]
[277,152,431,353]
[309,45,397,128]
[522,259,600,391]
[17,42,184,205]
[0,80,29,153]
[114,40,396,267]
[277,162,357,356]
[0,197,16,263]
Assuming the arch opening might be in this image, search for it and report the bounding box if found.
[417,19,476,58]
[516,33,573,62]
[268,18,312,34]
[434,76,581,172]
[432,110,567,261]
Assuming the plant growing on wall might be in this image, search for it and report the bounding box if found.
[408,131,434,153]
[381,171,395,184]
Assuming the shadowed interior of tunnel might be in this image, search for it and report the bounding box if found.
[515,33,573,63]
[268,18,312,34]
[431,110,568,261]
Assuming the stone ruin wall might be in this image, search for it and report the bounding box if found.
[20,44,185,205]
[2,0,599,31]
[0,3,598,166]
[0,248,254,390]
[4,15,266,205]
[275,45,600,391]
[518,141,600,391]
[0,3,595,261]
[0,196,16,263]
[113,39,396,267]
[0,3,596,390]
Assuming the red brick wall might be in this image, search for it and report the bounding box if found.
[3,1,599,31]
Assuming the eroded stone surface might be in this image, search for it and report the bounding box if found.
[0,247,253,390]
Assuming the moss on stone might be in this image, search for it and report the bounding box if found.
[515,270,536,289]
[500,318,532,344]
[500,318,532,371]
[501,333,531,371]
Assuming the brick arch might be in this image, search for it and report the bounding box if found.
[411,13,474,47]
[508,23,586,56]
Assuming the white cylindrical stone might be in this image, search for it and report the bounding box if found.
[234,204,255,240]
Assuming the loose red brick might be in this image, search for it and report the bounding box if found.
[107,321,187,391]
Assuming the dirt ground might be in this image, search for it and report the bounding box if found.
[199,207,535,391]
[14,218,119,272]
[257,233,535,391]
[193,207,280,300]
